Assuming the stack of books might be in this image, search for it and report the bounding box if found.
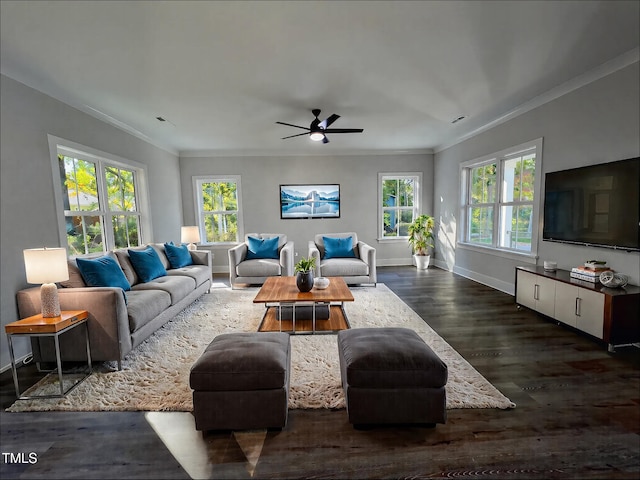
[570,264,610,283]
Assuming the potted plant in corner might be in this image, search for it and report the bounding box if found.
[408,214,435,270]
[294,256,316,292]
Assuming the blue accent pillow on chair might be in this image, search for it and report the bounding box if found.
[164,242,193,268]
[323,236,356,259]
[128,246,167,282]
[76,255,131,291]
[246,236,279,260]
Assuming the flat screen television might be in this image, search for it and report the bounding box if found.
[280,184,340,219]
[542,157,640,252]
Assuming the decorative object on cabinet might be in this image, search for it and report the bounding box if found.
[599,271,628,288]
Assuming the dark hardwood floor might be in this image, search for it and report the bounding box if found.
[2,266,639,479]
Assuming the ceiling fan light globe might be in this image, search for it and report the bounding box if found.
[310,132,324,141]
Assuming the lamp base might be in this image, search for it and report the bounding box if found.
[41,283,61,318]
[187,243,197,251]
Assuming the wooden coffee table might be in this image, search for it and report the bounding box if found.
[254,276,354,334]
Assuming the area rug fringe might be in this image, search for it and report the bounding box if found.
[7,284,515,412]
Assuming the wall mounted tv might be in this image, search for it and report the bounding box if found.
[280,184,340,219]
[542,157,640,252]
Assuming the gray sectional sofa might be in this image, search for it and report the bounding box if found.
[16,244,212,370]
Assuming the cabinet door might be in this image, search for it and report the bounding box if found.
[536,276,556,318]
[516,270,537,310]
[575,289,604,339]
[516,270,555,317]
[554,282,579,328]
[553,282,604,339]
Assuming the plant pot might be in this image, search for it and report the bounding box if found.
[414,254,430,270]
[296,271,314,292]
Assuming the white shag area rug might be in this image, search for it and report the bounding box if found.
[7,284,515,412]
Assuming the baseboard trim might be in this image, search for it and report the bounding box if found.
[452,265,515,295]
[0,353,31,375]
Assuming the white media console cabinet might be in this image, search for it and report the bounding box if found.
[515,266,640,352]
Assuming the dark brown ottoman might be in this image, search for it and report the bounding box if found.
[338,327,448,426]
[189,332,290,431]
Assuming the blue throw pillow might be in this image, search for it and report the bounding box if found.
[164,242,193,268]
[246,236,279,260]
[76,255,131,291]
[128,246,167,282]
[323,236,356,259]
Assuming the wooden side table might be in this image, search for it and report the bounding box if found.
[5,310,92,399]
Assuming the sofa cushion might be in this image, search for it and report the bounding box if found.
[131,275,195,305]
[126,289,172,332]
[320,258,368,277]
[236,258,281,277]
[164,243,193,268]
[114,248,142,286]
[246,235,279,260]
[166,264,210,287]
[128,246,167,282]
[76,255,131,291]
[323,236,356,259]
[59,259,87,288]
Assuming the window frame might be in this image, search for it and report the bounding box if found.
[49,136,152,255]
[458,138,543,262]
[192,175,244,246]
[377,172,422,242]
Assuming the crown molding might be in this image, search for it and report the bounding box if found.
[433,47,640,153]
[179,148,434,158]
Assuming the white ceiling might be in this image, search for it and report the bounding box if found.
[1,1,639,156]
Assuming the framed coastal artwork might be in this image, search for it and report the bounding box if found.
[279,184,340,219]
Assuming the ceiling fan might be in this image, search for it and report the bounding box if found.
[276,109,364,144]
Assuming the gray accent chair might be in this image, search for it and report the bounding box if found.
[228,233,294,287]
[308,232,376,286]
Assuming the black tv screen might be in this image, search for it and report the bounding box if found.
[543,157,640,252]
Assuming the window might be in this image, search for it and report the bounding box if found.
[379,173,422,239]
[460,138,542,257]
[194,176,243,244]
[51,139,148,255]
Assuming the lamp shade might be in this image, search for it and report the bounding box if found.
[23,247,69,284]
[181,226,201,244]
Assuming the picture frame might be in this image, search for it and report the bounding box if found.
[280,184,340,219]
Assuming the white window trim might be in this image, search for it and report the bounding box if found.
[377,172,422,242]
[192,175,244,246]
[48,135,152,254]
[458,138,543,262]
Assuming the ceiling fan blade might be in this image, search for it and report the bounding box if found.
[322,135,329,144]
[323,128,364,133]
[276,121,310,131]
[281,132,310,140]
[319,114,340,129]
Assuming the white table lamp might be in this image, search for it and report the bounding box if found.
[181,226,201,251]
[23,247,69,317]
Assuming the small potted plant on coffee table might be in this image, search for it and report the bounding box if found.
[294,256,316,292]
[408,214,435,270]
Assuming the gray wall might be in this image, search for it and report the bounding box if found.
[179,153,434,270]
[433,62,640,293]
[0,74,183,370]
